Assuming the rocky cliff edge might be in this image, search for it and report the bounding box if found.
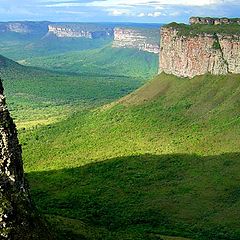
[159,21,240,78]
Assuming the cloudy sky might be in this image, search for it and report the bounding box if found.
[0,0,239,23]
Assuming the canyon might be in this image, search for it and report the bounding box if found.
[159,18,240,78]
[0,21,161,54]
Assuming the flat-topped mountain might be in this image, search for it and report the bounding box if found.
[190,17,240,25]
[112,27,160,54]
[0,21,50,35]
[47,23,114,39]
[159,19,240,78]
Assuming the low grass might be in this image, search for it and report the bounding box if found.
[18,73,240,239]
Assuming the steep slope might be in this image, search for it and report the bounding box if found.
[20,73,240,240]
[0,79,51,239]
[159,21,240,78]
[112,27,160,53]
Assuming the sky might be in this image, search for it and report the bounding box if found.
[0,0,240,23]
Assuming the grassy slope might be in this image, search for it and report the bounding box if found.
[0,33,113,60]
[20,73,240,240]
[1,49,157,128]
[22,46,158,79]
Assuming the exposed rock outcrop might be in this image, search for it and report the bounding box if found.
[0,79,51,239]
[112,27,160,54]
[190,17,240,25]
[47,24,113,39]
[48,25,92,38]
[159,24,240,78]
[0,22,50,35]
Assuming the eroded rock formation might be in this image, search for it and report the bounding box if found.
[48,25,93,38]
[0,79,51,239]
[0,22,50,35]
[48,24,113,39]
[159,26,240,78]
[112,27,160,54]
[190,17,240,25]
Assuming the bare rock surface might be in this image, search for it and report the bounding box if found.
[159,26,240,78]
[113,27,160,54]
[0,79,51,239]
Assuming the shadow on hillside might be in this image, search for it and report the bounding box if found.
[27,153,240,240]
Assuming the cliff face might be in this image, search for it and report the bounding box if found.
[190,17,240,25]
[0,80,51,239]
[6,23,30,33]
[112,27,160,54]
[48,25,92,38]
[159,27,240,78]
[0,22,50,35]
[48,24,113,39]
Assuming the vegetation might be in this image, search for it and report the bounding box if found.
[1,47,158,128]
[166,22,240,36]
[0,33,113,60]
[1,27,240,239]
[17,73,240,240]
[22,46,158,79]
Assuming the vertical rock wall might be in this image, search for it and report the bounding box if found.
[159,27,240,78]
[0,79,51,239]
[113,27,160,54]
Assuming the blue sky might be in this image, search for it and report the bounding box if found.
[0,0,240,23]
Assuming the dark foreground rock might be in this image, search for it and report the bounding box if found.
[0,79,52,239]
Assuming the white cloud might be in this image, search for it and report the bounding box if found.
[88,0,224,7]
[106,8,130,16]
[45,2,84,7]
[169,11,181,16]
[55,10,87,15]
[147,11,163,17]
[137,12,145,17]
[138,11,167,17]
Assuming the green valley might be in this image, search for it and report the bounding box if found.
[1,19,240,240]
[19,73,240,240]
[1,47,158,128]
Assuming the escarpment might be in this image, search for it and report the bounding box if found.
[190,17,240,25]
[0,79,51,239]
[159,20,240,78]
[112,27,160,54]
[47,24,113,39]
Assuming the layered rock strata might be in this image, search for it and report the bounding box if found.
[159,27,240,78]
[48,24,113,39]
[0,79,51,239]
[113,27,160,54]
[190,17,240,25]
[48,25,92,38]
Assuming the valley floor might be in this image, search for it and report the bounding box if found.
[18,73,240,240]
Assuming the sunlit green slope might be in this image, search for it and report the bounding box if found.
[1,49,157,128]
[23,46,159,79]
[20,73,240,240]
